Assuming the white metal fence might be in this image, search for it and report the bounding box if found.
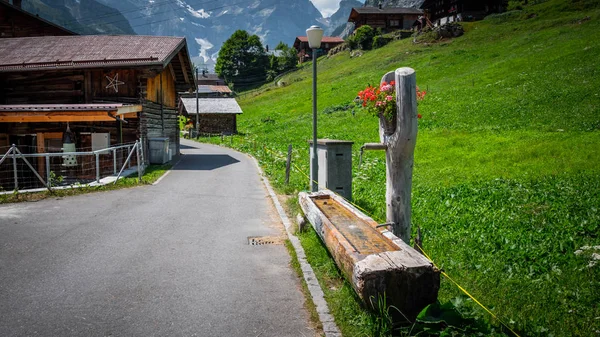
[0,141,144,193]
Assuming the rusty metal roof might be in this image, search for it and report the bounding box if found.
[296,36,345,44]
[197,85,232,94]
[0,35,186,72]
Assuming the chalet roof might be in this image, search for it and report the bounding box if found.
[295,36,345,44]
[180,98,243,115]
[0,35,188,73]
[350,7,423,15]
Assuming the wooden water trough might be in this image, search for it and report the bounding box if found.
[299,190,440,321]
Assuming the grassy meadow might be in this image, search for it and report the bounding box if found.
[200,0,600,335]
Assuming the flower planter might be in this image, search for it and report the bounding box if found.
[379,112,397,135]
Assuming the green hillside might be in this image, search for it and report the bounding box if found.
[202,0,600,335]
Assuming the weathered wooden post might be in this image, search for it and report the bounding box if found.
[383,67,417,243]
[362,67,418,243]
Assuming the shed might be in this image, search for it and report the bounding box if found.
[180,98,242,134]
[348,7,423,32]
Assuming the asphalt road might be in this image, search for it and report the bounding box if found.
[0,139,315,337]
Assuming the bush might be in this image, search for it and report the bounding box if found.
[353,25,376,50]
[507,0,526,10]
[346,36,358,50]
[372,35,390,49]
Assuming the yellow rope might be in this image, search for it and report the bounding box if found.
[417,245,521,337]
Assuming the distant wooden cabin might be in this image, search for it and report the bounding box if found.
[348,6,423,33]
[0,0,77,37]
[180,98,242,135]
[293,36,345,63]
[420,0,506,25]
[0,35,194,184]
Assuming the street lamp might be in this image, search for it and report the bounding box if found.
[307,25,323,192]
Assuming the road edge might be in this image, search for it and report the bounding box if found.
[249,155,342,337]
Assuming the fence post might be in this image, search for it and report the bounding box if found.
[136,141,142,182]
[12,144,18,191]
[46,155,51,185]
[95,152,100,182]
[127,146,132,169]
[285,144,292,185]
[113,148,117,175]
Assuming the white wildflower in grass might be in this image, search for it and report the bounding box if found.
[592,253,600,261]
[574,249,583,255]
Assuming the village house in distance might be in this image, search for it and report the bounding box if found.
[347,5,423,33]
[293,36,345,63]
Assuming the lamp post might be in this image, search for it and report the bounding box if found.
[195,67,199,137]
[307,25,323,192]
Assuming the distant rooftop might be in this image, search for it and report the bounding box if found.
[350,7,423,15]
[180,98,242,115]
[295,36,345,44]
[197,85,232,94]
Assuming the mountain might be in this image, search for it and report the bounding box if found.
[22,0,135,35]
[325,0,362,37]
[91,0,324,69]
[363,0,424,8]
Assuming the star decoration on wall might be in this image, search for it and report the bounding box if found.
[105,73,125,93]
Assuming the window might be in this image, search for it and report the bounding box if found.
[390,19,400,27]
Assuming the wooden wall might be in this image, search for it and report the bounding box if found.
[0,69,140,104]
[197,114,237,134]
[1,71,85,104]
[91,69,139,101]
[146,70,176,108]
[140,101,179,159]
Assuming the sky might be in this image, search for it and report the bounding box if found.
[310,0,364,18]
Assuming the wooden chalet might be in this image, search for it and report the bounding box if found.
[0,35,194,177]
[420,0,506,25]
[348,6,423,33]
[0,0,77,38]
[293,36,345,63]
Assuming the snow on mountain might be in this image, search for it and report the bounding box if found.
[92,0,324,69]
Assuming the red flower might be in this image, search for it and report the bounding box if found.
[417,113,422,119]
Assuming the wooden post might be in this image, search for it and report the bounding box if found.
[285,144,292,185]
[36,133,45,179]
[380,68,418,244]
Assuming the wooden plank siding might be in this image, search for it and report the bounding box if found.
[146,70,177,108]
